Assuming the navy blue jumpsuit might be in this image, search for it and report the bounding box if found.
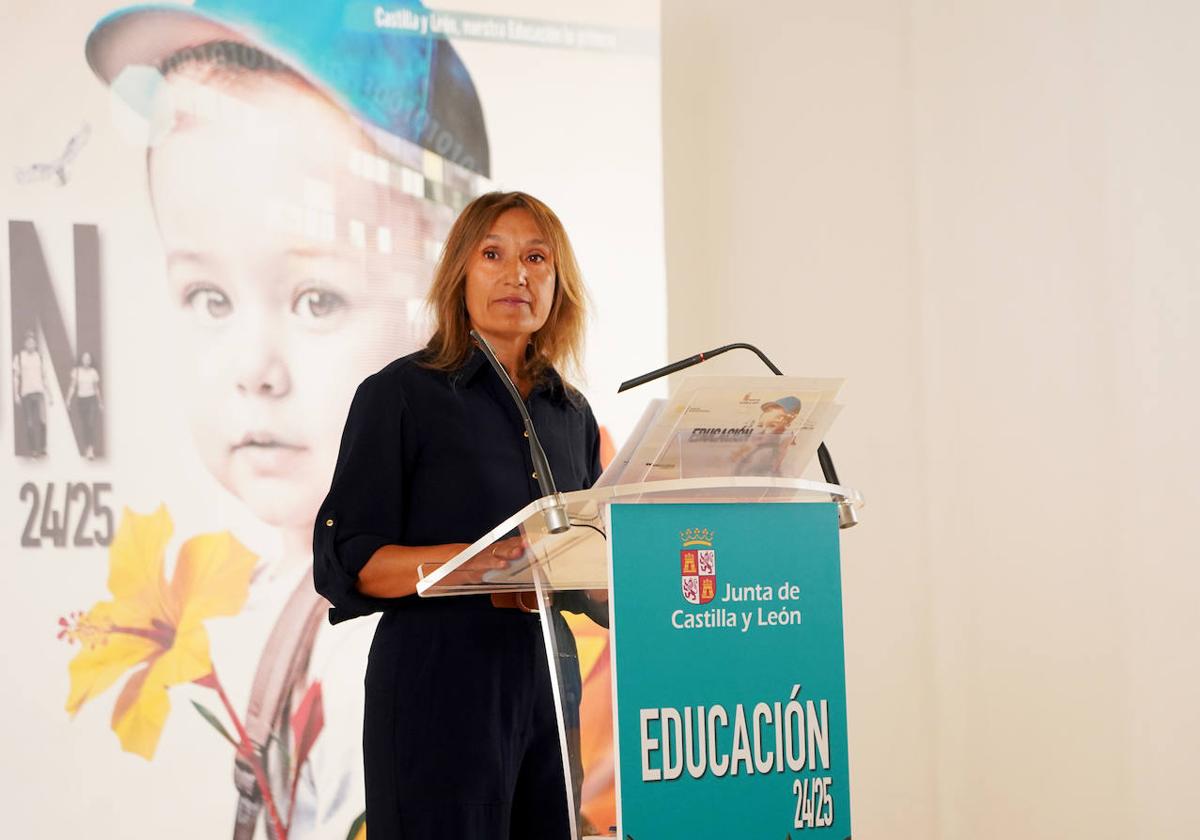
[312,347,602,839]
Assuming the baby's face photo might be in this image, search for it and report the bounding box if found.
[149,65,442,529]
[758,407,796,434]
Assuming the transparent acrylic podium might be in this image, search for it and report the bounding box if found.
[415,477,862,839]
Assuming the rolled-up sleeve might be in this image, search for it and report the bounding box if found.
[313,372,407,623]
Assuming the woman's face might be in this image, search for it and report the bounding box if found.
[150,71,436,530]
[463,208,556,349]
[80,352,93,367]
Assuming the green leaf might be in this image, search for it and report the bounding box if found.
[191,700,237,748]
[344,811,366,840]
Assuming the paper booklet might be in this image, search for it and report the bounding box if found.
[595,376,843,487]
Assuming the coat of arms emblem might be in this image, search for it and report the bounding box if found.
[680,527,716,605]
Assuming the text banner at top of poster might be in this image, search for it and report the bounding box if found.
[352,3,658,54]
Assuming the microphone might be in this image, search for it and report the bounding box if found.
[470,329,570,535]
[618,342,857,528]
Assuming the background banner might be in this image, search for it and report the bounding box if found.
[0,1,663,836]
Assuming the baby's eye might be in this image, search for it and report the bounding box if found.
[293,288,347,321]
[182,286,232,320]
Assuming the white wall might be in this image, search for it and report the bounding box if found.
[663,2,937,836]
[663,2,1200,838]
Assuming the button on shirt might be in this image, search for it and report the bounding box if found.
[313,348,602,624]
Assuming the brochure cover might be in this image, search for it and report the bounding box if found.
[603,377,843,485]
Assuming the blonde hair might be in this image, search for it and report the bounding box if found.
[424,191,587,386]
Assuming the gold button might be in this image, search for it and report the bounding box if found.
[531,471,538,480]
[325,519,334,526]
[523,430,529,438]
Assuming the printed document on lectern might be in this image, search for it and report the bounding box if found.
[598,376,843,486]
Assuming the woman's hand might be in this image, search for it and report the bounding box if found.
[416,534,531,588]
[490,591,546,612]
[469,536,549,612]
[484,534,530,567]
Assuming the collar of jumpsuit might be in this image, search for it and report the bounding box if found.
[452,345,571,405]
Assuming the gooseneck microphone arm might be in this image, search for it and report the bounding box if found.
[470,330,570,534]
[617,342,785,390]
[618,342,856,528]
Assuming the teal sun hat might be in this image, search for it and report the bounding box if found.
[85,0,490,177]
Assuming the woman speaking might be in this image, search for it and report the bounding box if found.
[313,191,602,838]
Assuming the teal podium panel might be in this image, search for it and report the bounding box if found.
[609,502,851,839]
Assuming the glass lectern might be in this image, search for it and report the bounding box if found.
[416,476,863,839]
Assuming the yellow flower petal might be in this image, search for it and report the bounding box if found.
[65,609,159,715]
[111,664,170,760]
[107,505,173,622]
[172,531,257,630]
[149,623,212,689]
